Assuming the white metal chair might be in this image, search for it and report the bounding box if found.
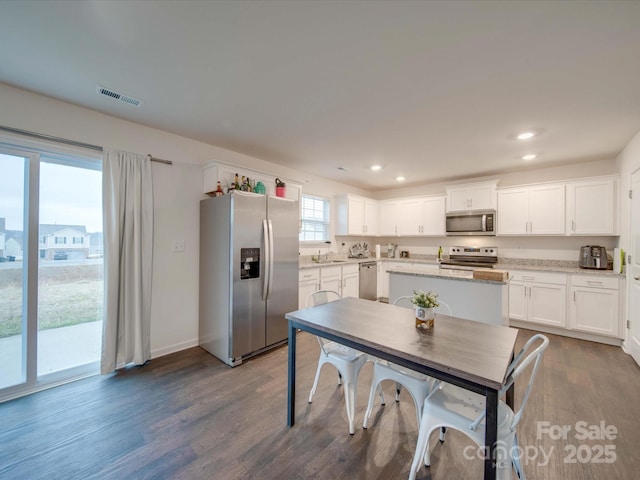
[305,290,369,435]
[362,295,442,430]
[408,333,549,480]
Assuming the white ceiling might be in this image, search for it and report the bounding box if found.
[1,1,640,191]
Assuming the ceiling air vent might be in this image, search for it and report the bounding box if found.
[96,85,143,107]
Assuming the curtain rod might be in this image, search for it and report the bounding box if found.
[0,124,173,165]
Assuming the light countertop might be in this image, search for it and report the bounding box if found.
[299,256,625,278]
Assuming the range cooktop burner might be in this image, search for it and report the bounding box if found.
[442,246,499,270]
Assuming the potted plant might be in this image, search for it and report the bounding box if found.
[411,289,440,329]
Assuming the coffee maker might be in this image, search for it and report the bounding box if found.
[579,245,609,270]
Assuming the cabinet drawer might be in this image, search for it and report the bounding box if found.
[570,275,619,290]
[299,269,319,282]
[509,270,566,285]
[342,263,359,275]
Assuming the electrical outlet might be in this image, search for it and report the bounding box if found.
[172,240,185,253]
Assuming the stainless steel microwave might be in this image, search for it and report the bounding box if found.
[445,209,496,236]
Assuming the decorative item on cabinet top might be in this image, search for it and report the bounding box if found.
[202,162,302,201]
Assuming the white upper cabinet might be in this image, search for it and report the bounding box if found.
[393,196,446,236]
[446,181,498,212]
[420,196,446,236]
[397,198,423,235]
[497,184,565,235]
[363,198,379,236]
[379,200,400,236]
[335,194,378,236]
[566,176,618,235]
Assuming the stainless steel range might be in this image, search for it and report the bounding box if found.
[440,246,498,270]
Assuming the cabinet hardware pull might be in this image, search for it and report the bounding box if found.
[586,281,603,285]
[634,276,640,281]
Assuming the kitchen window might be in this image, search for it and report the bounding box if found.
[299,194,330,242]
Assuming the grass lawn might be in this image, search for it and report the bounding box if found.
[0,263,103,338]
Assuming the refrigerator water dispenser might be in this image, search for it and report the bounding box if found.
[240,247,260,279]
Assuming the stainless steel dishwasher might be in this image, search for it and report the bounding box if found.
[359,261,378,300]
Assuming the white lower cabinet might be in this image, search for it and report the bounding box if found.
[299,264,361,308]
[320,265,342,293]
[298,268,320,308]
[508,271,566,327]
[509,270,624,341]
[377,262,389,300]
[341,264,359,298]
[569,275,620,337]
[377,261,405,300]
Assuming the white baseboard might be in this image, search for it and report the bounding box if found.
[151,338,199,359]
[510,320,623,347]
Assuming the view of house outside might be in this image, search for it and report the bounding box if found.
[0,152,103,389]
[0,227,103,339]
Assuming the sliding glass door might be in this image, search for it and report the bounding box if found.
[0,151,29,390]
[37,158,103,379]
[0,145,103,400]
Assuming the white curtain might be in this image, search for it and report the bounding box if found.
[101,149,154,374]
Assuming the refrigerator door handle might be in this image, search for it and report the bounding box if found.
[267,219,275,299]
[263,219,270,301]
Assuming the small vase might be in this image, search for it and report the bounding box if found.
[415,306,435,329]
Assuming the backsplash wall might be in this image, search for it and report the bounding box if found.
[332,235,618,263]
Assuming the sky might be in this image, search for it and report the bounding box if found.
[0,153,102,232]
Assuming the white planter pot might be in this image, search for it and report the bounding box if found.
[415,306,435,329]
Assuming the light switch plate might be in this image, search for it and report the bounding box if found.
[172,240,185,253]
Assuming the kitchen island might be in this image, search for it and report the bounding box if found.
[388,266,509,326]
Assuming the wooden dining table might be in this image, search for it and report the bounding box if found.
[285,297,519,480]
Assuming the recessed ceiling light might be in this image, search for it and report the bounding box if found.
[396,176,405,182]
[517,131,536,140]
[522,154,537,161]
[371,165,382,171]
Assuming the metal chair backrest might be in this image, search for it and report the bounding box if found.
[393,295,453,317]
[392,295,413,308]
[305,290,342,355]
[502,333,549,429]
[468,333,549,432]
[305,290,341,308]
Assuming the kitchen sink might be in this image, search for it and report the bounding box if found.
[316,259,347,264]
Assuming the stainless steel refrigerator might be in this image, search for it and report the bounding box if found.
[199,191,299,366]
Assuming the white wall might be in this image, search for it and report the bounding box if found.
[338,158,620,263]
[373,157,618,200]
[616,129,640,250]
[3,81,636,358]
[367,235,619,263]
[0,82,361,358]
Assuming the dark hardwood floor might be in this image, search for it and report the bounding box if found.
[1,328,639,479]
